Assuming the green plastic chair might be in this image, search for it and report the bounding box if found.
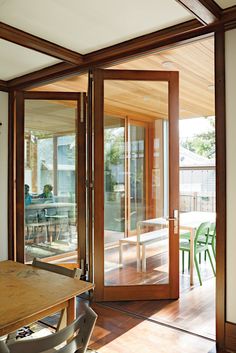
[179,222,216,285]
[197,222,216,261]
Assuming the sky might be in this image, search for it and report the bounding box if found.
[179,117,214,139]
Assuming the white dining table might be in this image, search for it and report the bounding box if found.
[137,211,216,285]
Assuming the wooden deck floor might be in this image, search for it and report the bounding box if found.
[89,303,216,353]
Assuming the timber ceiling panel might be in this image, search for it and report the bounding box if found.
[0,39,60,80]
[25,100,76,135]
[35,37,214,121]
[214,0,236,8]
[0,0,193,54]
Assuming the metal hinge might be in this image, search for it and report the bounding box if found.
[86,180,94,189]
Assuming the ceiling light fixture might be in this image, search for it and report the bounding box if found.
[161,61,174,69]
[207,84,214,91]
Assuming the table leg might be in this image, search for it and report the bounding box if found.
[57,308,67,331]
[137,224,141,271]
[190,229,194,286]
[142,244,146,272]
[67,297,76,325]
[119,241,123,267]
[137,243,141,271]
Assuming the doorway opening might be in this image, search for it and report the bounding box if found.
[22,35,215,340]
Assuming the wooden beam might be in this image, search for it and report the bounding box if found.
[215,28,226,351]
[8,19,207,90]
[222,5,236,30]
[7,62,77,90]
[7,4,236,91]
[0,22,83,65]
[0,80,8,92]
[83,19,204,66]
[175,0,222,25]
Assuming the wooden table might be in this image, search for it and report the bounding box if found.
[137,212,216,285]
[0,260,94,336]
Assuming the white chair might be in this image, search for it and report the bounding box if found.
[0,305,97,353]
[32,258,82,331]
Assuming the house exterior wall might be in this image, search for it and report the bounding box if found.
[226,28,236,324]
[0,92,8,260]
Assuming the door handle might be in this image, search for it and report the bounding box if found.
[166,210,179,235]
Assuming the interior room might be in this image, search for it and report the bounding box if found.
[0,1,236,353]
[22,36,215,341]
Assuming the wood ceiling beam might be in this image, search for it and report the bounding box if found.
[0,80,8,92]
[7,4,236,91]
[0,22,82,65]
[175,0,222,25]
[7,62,77,90]
[7,19,206,90]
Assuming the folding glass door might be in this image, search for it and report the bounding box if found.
[93,69,180,301]
[15,92,87,270]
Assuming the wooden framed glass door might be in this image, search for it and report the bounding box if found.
[93,69,179,301]
[15,92,87,272]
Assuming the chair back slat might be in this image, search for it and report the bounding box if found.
[2,306,97,353]
[194,222,211,245]
[32,258,82,278]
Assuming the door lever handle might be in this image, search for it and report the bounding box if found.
[166,210,179,235]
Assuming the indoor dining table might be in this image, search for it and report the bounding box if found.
[0,260,94,336]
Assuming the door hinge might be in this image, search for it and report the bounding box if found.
[86,180,94,189]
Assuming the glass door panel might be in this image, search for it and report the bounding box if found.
[94,69,179,301]
[24,99,78,263]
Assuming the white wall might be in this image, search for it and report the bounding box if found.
[0,92,8,260]
[225,29,236,323]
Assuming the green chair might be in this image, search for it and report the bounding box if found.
[180,222,216,285]
[197,222,216,261]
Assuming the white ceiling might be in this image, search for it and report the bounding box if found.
[0,0,193,54]
[214,0,236,8]
[0,39,60,80]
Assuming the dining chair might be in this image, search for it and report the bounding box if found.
[0,305,97,353]
[180,222,216,285]
[32,258,82,279]
[31,258,83,331]
[197,222,216,261]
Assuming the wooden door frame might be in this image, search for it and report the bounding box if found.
[11,91,87,266]
[93,68,179,301]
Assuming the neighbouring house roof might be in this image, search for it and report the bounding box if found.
[180,146,215,167]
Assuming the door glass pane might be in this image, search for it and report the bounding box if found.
[24,100,78,263]
[103,80,169,286]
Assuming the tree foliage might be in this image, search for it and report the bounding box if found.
[181,118,215,159]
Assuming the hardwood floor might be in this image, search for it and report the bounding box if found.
[43,293,215,352]
[103,248,216,340]
[103,277,215,340]
[105,240,169,286]
[89,303,216,353]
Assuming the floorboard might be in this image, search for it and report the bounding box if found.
[89,303,216,353]
[103,247,216,340]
